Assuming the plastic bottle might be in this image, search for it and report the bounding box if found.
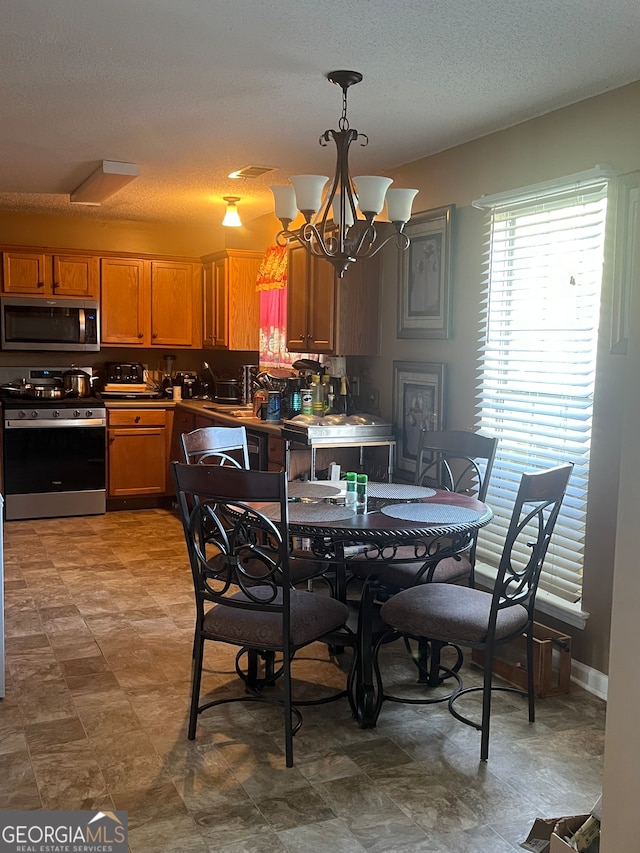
[312,374,325,416]
[321,374,331,414]
[345,472,357,507]
[356,473,368,508]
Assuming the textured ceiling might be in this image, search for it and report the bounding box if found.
[1,0,640,228]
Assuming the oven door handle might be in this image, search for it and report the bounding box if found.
[5,418,107,428]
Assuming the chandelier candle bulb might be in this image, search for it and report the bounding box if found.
[353,176,393,215]
[386,188,420,224]
[290,175,328,217]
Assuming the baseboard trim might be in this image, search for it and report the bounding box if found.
[571,659,608,701]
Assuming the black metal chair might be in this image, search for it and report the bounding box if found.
[180,425,249,468]
[172,461,351,767]
[359,430,498,590]
[378,462,573,760]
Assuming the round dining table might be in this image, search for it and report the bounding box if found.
[262,481,494,727]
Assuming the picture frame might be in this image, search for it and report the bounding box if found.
[393,361,445,480]
[397,204,454,339]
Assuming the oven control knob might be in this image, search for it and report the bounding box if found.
[31,410,38,418]
[18,410,26,418]
[52,410,60,418]
[73,410,80,418]
[85,410,93,417]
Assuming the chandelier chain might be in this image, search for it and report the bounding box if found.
[338,86,350,132]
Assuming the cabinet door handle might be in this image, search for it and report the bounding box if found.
[37,281,45,288]
[152,333,157,339]
[299,334,305,341]
[135,415,141,423]
[137,332,144,339]
[52,282,58,290]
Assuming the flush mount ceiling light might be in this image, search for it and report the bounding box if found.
[270,70,418,277]
[70,160,140,206]
[222,196,242,227]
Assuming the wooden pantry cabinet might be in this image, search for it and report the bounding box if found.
[202,249,262,350]
[101,257,202,347]
[107,407,174,497]
[1,249,99,298]
[286,243,381,355]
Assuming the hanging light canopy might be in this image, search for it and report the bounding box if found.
[271,71,418,277]
[222,196,242,227]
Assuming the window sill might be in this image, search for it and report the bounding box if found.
[474,562,590,629]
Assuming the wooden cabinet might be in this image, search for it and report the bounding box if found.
[101,258,148,345]
[267,435,286,472]
[101,258,201,348]
[202,249,262,350]
[107,408,171,497]
[2,250,99,297]
[170,407,196,464]
[286,244,381,355]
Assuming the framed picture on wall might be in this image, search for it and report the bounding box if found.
[393,360,445,480]
[397,204,454,339]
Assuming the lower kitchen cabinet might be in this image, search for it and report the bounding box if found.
[107,408,171,497]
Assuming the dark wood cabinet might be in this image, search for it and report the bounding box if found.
[286,244,381,355]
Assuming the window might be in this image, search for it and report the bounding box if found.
[473,170,611,619]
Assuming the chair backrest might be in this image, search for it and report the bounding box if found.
[172,461,291,622]
[491,462,573,622]
[415,429,498,502]
[180,425,250,469]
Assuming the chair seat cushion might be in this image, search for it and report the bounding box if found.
[202,588,349,650]
[380,583,529,645]
[351,553,472,587]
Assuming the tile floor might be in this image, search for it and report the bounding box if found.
[0,509,604,852]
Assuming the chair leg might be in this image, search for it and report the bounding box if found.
[417,637,429,683]
[480,647,494,761]
[189,632,205,740]
[283,651,294,768]
[526,628,536,722]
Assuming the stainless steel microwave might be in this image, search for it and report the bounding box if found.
[0,296,100,352]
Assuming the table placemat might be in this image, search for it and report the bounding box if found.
[367,482,436,499]
[380,502,483,524]
[261,502,356,523]
[288,481,342,499]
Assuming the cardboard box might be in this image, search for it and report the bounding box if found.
[522,798,602,852]
[472,621,571,697]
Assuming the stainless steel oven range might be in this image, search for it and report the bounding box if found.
[1,367,106,521]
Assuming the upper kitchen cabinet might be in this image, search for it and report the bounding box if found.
[150,260,201,347]
[101,257,202,348]
[286,244,381,355]
[101,258,149,346]
[202,249,262,350]
[1,249,99,298]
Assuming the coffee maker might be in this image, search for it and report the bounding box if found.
[178,372,199,399]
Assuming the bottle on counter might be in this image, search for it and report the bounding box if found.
[338,375,351,415]
[301,380,313,416]
[312,374,325,416]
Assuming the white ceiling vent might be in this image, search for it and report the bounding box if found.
[228,165,274,179]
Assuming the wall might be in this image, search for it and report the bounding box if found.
[353,80,640,674]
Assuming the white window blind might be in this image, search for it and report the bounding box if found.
[474,175,609,606]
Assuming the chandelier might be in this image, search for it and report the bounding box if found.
[270,70,418,277]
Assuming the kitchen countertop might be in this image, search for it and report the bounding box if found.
[104,397,285,436]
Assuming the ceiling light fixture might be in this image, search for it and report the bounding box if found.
[70,160,140,206]
[270,70,418,277]
[222,196,242,227]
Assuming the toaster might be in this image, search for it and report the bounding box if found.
[105,362,145,384]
